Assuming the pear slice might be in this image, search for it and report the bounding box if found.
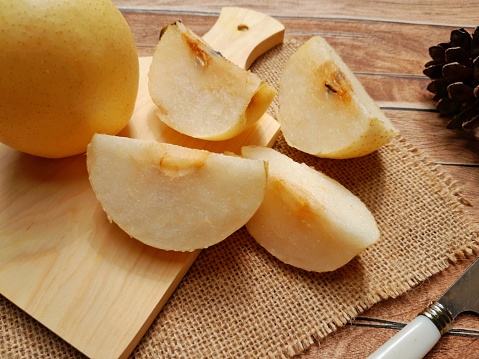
[241,145,379,272]
[87,134,267,251]
[278,36,397,159]
[148,21,276,141]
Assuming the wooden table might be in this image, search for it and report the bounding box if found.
[1,1,477,358]
[113,1,479,357]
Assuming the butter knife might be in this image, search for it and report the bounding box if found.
[368,256,479,359]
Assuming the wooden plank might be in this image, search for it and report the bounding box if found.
[384,110,479,165]
[114,0,478,27]
[121,10,463,114]
[124,10,476,75]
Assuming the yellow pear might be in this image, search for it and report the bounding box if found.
[278,36,397,159]
[0,0,139,158]
[87,134,267,251]
[148,21,276,140]
[242,145,379,272]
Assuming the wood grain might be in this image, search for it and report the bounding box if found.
[0,136,201,359]
[125,11,476,75]
[202,7,285,69]
[114,0,478,27]
[0,9,282,359]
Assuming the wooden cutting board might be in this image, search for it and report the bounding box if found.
[0,8,284,359]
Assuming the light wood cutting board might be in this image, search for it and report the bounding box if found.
[0,8,284,359]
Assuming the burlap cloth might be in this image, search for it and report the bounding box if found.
[1,40,479,359]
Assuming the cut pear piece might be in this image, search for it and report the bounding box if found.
[148,21,276,141]
[241,145,379,272]
[87,134,267,251]
[278,36,397,159]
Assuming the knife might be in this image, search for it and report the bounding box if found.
[367,256,479,359]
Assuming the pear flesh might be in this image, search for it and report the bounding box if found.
[241,145,380,272]
[278,36,397,159]
[148,21,276,140]
[87,134,267,251]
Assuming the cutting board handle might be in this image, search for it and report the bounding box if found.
[202,7,285,70]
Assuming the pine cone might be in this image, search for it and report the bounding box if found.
[423,27,479,131]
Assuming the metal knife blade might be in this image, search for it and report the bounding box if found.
[438,256,479,319]
[368,256,479,359]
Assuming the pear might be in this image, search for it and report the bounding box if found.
[148,21,276,141]
[87,134,267,251]
[278,36,397,159]
[0,0,138,158]
[241,145,379,272]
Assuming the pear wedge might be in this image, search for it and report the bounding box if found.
[278,36,397,159]
[241,145,379,272]
[148,21,276,141]
[87,134,267,251]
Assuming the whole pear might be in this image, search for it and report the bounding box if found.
[0,0,139,158]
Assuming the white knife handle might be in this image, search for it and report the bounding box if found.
[367,315,441,359]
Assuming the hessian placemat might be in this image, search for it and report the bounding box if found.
[1,39,479,359]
